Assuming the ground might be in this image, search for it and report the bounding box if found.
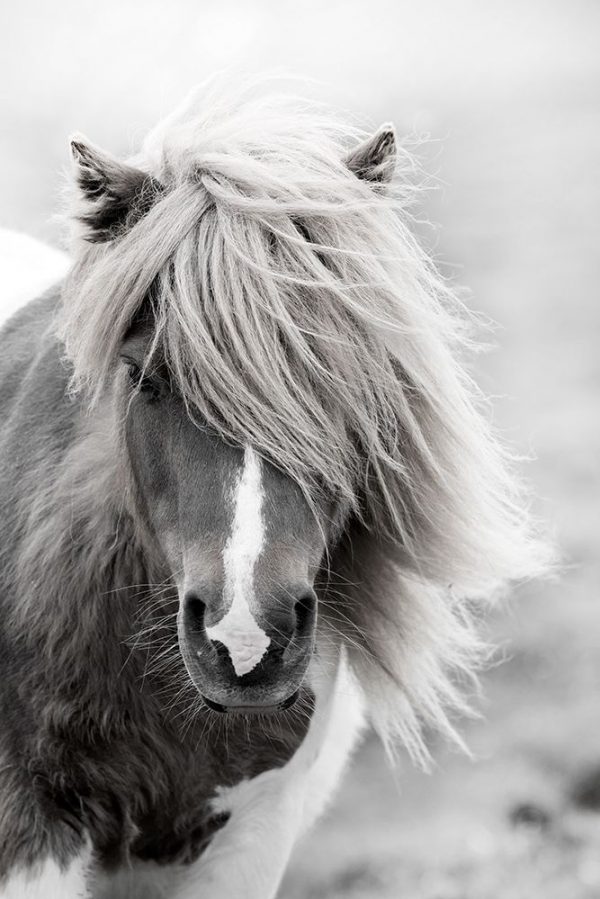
[0,2,598,897]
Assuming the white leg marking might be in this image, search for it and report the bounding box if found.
[206,447,270,676]
[172,648,365,899]
[1,848,91,898]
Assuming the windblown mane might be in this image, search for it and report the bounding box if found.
[58,79,549,763]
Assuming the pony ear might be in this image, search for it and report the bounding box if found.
[69,136,160,243]
[345,123,397,184]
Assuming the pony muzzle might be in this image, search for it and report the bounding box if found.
[177,589,317,712]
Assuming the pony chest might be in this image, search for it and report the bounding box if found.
[72,710,312,870]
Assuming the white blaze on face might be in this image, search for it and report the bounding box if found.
[206,447,271,676]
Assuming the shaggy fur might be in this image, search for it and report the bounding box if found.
[57,79,548,760]
[0,292,314,880]
[0,81,553,893]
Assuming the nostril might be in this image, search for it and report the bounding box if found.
[294,590,317,637]
[184,594,206,634]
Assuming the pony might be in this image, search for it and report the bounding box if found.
[0,79,547,898]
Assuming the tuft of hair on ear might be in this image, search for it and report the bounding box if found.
[69,135,162,243]
[345,123,397,184]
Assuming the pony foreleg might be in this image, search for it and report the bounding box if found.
[173,766,304,899]
[172,652,365,899]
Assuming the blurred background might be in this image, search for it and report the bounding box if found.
[1,1,599,896]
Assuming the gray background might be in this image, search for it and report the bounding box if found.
[1,1,599,896]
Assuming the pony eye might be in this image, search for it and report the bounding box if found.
[125,360,160,400]
[127,362,141,384]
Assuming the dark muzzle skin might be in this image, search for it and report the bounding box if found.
[178,587,318,713]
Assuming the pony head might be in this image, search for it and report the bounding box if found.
[59,80,548,755]
[117,319,330,713]
[61,90,397,714]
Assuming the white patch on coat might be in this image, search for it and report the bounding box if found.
[206,446,270,676]
[171,649,365,899]
[0,229,69,328]
[91,859,181,899]
[1,846,91,898]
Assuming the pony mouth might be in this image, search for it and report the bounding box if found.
[201,689,300,715]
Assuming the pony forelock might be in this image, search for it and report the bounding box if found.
[58,78,551,762]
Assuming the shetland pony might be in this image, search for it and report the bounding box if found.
[0,81,546,898]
